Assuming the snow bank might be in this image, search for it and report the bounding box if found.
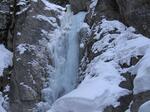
[93,19,150,94]
[0,44,13,76]
[50,60,129,112]
[138,101,150,112]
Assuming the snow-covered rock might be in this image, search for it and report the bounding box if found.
[0,92,6,112]
[49,18,150,112]
[50,60,129,112]
[133,49,150,94]
[138,101,150,112]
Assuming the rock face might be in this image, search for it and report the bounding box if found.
[69,0,90,14]
[49,0,69,6]
[70,0,150,37]
[9,0,63,112]
[116,0,150,37]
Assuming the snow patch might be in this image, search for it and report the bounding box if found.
[33,15,58,27]
[32,0,37,2]
[17,44,27,55]
[17,0,28,5]
[17,32,21,36]
[16,5,30,15]
[0,44,13,76]
[90,0,98,9]
[0,92,6,112]
[41,0,65,12]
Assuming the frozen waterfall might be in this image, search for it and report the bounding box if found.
[47,5,86,102]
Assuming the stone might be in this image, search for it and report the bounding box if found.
[69,0,91,14]
[9,0,62,111]
[0,1,11,43]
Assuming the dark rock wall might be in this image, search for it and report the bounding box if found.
[69,0,90,14]
[0,0,12,46]
[70,0,150,112]
[70,0,150,37]
[49,0,69,6]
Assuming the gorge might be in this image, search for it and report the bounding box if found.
[0,0,150,112]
